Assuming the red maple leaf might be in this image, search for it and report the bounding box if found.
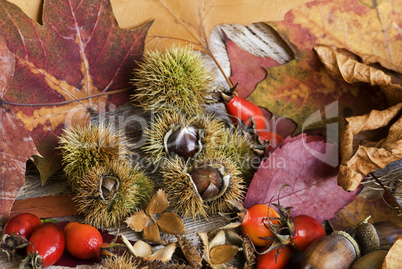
[0,0,151,183]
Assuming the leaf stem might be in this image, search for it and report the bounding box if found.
[1,88,130,107]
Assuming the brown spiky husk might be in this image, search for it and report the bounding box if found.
[102,254,194,269]
[206,127,258,183]
[130,47,215,115]
[176,235,203,269]
[59,123,131,191]
[143,111,226,167]
[160,152,245,219]
[73,160,154,229]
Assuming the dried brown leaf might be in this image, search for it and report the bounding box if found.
[382,237,402,269]
[125,210,149,232]
[157,212,187,235]
[146,189,169,216]
[338,103,402,191]
[314,45,402,104]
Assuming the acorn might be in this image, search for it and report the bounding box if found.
[59,123,130,191]
[301,231,361,269]
[131,46,215,115]
[350,250,388,269]
[143,111,226,166]
[354,221,402,256]
[160,152,245,219]
[73,160,153,229]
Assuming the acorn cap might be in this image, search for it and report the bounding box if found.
[355,222,381,256]
[333,230,361,259]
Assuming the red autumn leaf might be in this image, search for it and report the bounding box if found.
[224,33,282,99]
[243,134,360,223]
[0,0,151,184]
[224,34,297,138]
[0,35,39,221]
[10,195,76,219]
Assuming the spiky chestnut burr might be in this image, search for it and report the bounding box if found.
[130,47,215,115]
[143,111,226,166]
[73,160,153,229]
[205,126,258,182]
[59,123,131,191]
[160,152,245,219]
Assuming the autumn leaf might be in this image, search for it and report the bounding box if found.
[111,0,310,52]
[328,194,401,231]
[243,134,360,223]
[0,35,39,221]
[338,103,402,192]
[0,0,151,183]
[10,195,76,219]
[248,0,398,131]
[224,33,297,138]
[314,45,402,105]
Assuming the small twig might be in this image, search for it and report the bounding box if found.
[370,172,402,214]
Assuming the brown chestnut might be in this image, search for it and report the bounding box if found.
[355,221,402,256]
[301,231,360,269]
[164,124,201,161]
[190,167,223,200]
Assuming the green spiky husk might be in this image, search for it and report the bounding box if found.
[59,123,131,191]
[160,152,245,219]
[73,160,154,229]
[205,127,257,182]
[130,47,215,115]
[143,111,226,166]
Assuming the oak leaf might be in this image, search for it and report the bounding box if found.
[0,0,151,183]
[244,134,360,223]
[0,35,39,220]
[338,103,402,192]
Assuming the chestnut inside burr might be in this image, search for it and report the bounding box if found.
[165,125,201,161]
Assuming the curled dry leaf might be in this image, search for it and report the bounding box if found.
[382,236,402,269]
[313,45,402,105]
[337,103,402,192]
[125,189,187,243]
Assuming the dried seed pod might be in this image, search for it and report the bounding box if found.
[73,160,153,229]
[206,127,258,182]
[355,221,402,256]
[59,123,130,191]
[131,46,215,115]
[143,111,225,166]
[176,235,203,269]
[301,231,360,269]
[161,153,245,219]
